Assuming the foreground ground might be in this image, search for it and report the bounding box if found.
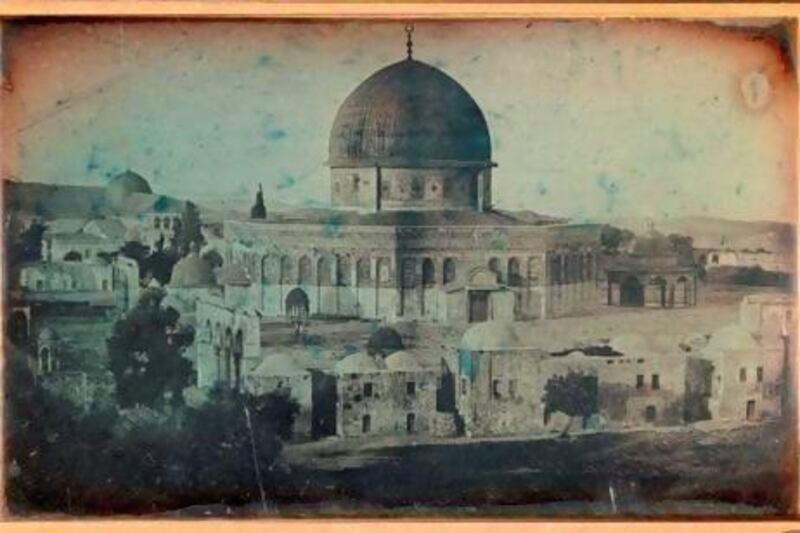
[167,419,795,518]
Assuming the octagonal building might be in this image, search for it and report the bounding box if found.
[222,31,602,324]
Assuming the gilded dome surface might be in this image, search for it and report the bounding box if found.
[329,59,492,168]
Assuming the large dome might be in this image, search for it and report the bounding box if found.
[107,170,152,196]
[329,59,492,168]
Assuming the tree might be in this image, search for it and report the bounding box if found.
[667,233,695,265]
[366,326,404,357]
[599,225,634,255]
[119,241,151,279]
[6,220,48,267]
[542,371,598,435]
[106,287,194,409]
[175,201,205,257]
[202,249,224,269]
[250,184,267,219]
[63,250,82,262]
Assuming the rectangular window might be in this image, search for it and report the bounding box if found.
[645,405,657,422]
[651,374,660,390]
[461,378,467,395]
[362,414,371,433]
[756,367,764,383]
[739,368,747,382]
[492,379,501,399]
[406,381,416,396]
[363,382,373,398]
[509,379,517,398]
[636,374,645,389]
[406,413,416,433]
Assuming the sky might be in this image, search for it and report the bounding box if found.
[1,19,797,223]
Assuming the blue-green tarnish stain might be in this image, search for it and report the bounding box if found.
[536,182,548,196]
[597,174,620,214]
[277,175,296,191]
[257,54,272,67]
[458,350,477,381]
[153,196,171,213]
[735,183,744,195]
[324,214,344,239]
[264,127,287,141]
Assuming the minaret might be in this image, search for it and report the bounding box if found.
[250,184,267,219]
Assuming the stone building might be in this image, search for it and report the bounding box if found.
[15,256,140,313]
[223,32,602,325]
[33,327,61,376]
[603,230,698,308]
[333,349,452,438]
[700,323,785,422]
[243,353,314,439]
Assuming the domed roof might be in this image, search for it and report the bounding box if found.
[107,170,152,196]
[335,351,387,374]
[170,252,216,288]
[329,58,492,168]
[385,350,423,372]
[707,324,759,352]
[460,320,526,351]
[254,353,308,377]
[219,262,252,287]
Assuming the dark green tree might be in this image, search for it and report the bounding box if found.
[119,241,151,279]
[176,201,205,257]
[106,287,194,409]
[599,225,634,255]
[250,184,267,219]
[542,371,599,435]
[667,233,695,265]
[6,220,48,266]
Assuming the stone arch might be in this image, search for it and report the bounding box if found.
[527,257,539,284]
[261,255,280,285]
[337,255,352,286]
[286,287,310,319]
[549,254,563,285]
[376,257,391,285]
[298,256,312,285]
[620,275,644,307]
[443,257,456,285]
[507,257,522,287]
[317,255,334,286]
[488,257,501,283]
[224,327,234,388]
[585,252,594,280]
[647,276,667,307]
[7,310,29,346]
[154,216,161,229]
[422,258,435,287]
[576,254,585,282]
[234,329,244,391]
[280,255,293,285]
[356,257,371,286]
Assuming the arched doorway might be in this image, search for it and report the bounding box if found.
[285,287,310,320]
[620,276,644,307]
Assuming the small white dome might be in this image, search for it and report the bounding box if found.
[384,350,423,372]
[608,333,649,355]
[335,351,387,374]
[254,353,308,377]
[460,321,525,351]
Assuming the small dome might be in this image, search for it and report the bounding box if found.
[608,333,649,355]
[564,350,585,358]
[37,327,58,341]
[385,350,423,372]
[170,252,216,288]
[460,320,525,351]
[707,324,759,352]
[254,353,308,377]
[329,59,492,168]
[219,262,252,287]
[335,351,387,374]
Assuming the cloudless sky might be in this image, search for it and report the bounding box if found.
[2,19,796,222]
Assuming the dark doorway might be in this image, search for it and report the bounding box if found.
[310,370,337,438]
[620,276,644,307]
[746,400,756,420]
[362,414,371,434]
[285,287,310,319]
[468,290,489,323]
[645,405,657,423]
[6,311,29,346]
[406,413,416,433]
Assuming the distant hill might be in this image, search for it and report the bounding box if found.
[596,215,795,253]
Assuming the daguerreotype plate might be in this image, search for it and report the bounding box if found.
[1,3,798,528]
